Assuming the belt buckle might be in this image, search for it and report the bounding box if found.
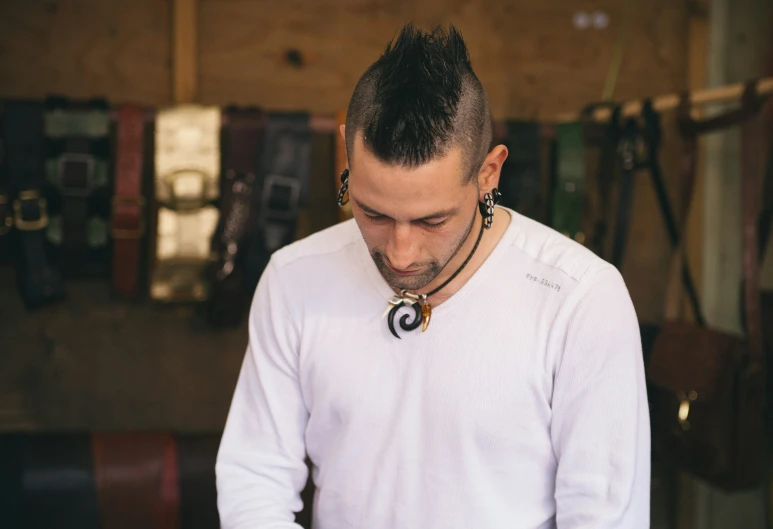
[13,190,49,231]
[260,174,301,221]
[58,152,96,197]
[111,195,147,239]
[0,194,12,235]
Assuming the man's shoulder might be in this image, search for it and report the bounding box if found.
[271,218,361,271]
[507,211,617,287]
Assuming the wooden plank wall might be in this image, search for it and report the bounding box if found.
[0,0,691,431]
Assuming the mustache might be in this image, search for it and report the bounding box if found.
[371,252,436,271]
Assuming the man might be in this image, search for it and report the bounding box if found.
[216,23,650,529]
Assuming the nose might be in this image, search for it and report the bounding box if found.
[384,222,420,270]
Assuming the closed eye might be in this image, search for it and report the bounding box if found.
[419,218,448,229]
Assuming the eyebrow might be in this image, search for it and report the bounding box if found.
[352,197,458,221]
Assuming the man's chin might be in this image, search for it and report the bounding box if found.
[377,267,436,292]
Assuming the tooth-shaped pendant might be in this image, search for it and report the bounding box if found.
[421,303,432,332]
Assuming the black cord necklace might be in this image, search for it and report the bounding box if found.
[383,212,486,339]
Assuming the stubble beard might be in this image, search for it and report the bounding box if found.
[371,208,478,292]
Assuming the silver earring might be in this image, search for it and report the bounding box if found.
[481,188,501,229]
[337,168,349,207]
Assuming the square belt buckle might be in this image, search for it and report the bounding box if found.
[13,190,49,231]
[260,174,301,221]
[58,152,96,197]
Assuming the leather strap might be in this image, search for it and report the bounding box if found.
[610,116,639,268]
[4,99,65,308]
[92,433,180,529]
[150,104,221,302]
[23,433,101,528]
[551,122,586,244]
[739,87,766,363]
[176,433,221,529]
[580,102,621,257]
[500,121,542,221]
[112,104,148,300]
[0,103,12,263]
[245,112,312,293]
[0,433,24,528]
[335,109,352,223]
[43,96,111,278]
[206,106,263,327]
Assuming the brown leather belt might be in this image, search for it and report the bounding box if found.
[206,106,263,326]
[92,433,180,529]
[1,432,227,529]
[112,104,149,300]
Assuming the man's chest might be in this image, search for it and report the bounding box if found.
[297,310,556,461]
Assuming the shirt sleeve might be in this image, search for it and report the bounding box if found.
[550,266,651,528]
[216,258,309,529]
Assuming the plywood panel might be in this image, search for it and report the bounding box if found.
[0,0,171,105]
[197,0,688,120]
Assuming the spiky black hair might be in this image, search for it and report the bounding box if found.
[345,23,493,182]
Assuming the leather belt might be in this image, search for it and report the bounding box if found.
[150,104,221,302]
[43,96,111,278]
[176,433,222,529]
[24,433,101,528]
[92,433,180,529]
[112,104,149,300]
[4,99,65,308]
[244,112,312,293]
[206,106,263,327]
[499,121,542,221]
[551,122,586,244]
[335,109,352,223]
[0,104,12,264]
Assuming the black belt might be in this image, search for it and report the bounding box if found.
[0,103,13,264]
[206,106,263,327]
[499,121,542,220]
[4,99,65,308]
[244,112,312,294]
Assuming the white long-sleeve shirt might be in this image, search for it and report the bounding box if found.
[216,208,651,529]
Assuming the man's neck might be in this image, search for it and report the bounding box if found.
[401,206,511,307]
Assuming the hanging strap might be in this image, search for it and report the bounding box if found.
[4,100,65,308]
[610,116,639,268]
[551,122,587,243]
[111,104,149,300]
[0,103,13,263]
[581,102,621,258]
[640,99,706,326]
[739,87,767,364]
[205,106,263,327]
[43,96,112,278]
[244,112,312,294]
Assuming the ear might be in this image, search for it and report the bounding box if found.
[476,144,509,198]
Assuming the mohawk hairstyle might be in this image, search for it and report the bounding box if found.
[345,23,493,183]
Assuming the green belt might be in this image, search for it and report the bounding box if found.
[43,105,111,259]
[551,122,586,244]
